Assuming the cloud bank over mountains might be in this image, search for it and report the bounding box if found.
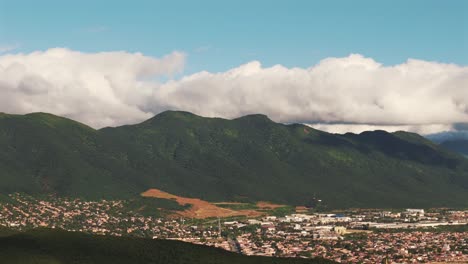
[0,48,467,134]
[0,48,185,128]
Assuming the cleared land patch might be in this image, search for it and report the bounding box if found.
[141,189,263,219]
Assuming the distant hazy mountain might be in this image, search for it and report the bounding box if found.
[1,111,468,208]
[426,131,468,143]
[440,140,468,157]
[426,130,468,157]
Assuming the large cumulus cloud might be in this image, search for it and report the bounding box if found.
[1,48,467,134]
[0,48,185,128]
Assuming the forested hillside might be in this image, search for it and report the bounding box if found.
[1,111,468,208]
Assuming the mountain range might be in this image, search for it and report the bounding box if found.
[440,140,468,157]
[426,131,468,157]
[1,111,468,208]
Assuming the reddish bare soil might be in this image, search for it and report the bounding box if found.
[141,189,263,219]
[256,201,285,209]
[213,202,245,205]
[295,206,309,213]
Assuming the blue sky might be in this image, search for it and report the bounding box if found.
[1,0,467,74]
[0,0,467,134]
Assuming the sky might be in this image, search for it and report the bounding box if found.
[0,0,467,134]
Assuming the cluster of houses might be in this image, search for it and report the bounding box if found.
[0,193,467,263]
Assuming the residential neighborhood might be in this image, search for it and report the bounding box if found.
[1,193,467,263]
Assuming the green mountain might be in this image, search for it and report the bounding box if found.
[440,139,468,157]
[0,228,334,264]
[426,130,468,157]
[1,111,468,208]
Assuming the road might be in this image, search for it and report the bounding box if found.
[227,237,242,254]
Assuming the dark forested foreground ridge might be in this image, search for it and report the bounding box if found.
[1,111,468,208]
[0,228,335,264]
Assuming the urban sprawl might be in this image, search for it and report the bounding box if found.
[1,193,467,263]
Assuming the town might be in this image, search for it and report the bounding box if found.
[0,193,467,263]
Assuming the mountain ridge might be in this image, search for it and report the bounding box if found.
[0,228,334,264]
[0,111,468,208]
[426,130,468,158]
[440,139,468,157]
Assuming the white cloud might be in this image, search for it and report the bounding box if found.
[0,48,185,128]
[0,49,467,134]
[150,55,468,134]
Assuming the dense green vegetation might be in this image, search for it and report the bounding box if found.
[1,111,468,208]
[267,206,297,217]
[440,139,468,157]
[425,131,468,157]
[0,228,334,264]
[122,197,191,217]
